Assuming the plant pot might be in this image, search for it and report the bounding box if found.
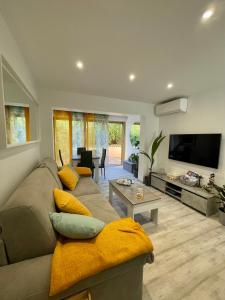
[219,208,225,226]
[144,175,150,186]
[148,170,153,186]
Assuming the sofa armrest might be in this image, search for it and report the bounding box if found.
[0,252,153,300]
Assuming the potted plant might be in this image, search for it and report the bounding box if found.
[203,183,225,225]
[140,131,165,186]
[216,185,225,225]
[128,153,139,178]
[212,185,225,225]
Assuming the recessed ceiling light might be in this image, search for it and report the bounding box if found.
[202,9,214,21]
[167,83,174,89]
[129,74,136,81]
[76,61,84,70]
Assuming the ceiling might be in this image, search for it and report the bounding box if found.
[0,0,225,103]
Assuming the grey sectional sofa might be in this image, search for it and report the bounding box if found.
[0,158,153,300]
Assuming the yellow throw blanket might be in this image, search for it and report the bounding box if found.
[50,218,154,296]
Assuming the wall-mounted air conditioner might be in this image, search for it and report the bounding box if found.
[155,98,188,116]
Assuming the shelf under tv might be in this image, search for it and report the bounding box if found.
[165,187,182,200]
[150,173,218,217]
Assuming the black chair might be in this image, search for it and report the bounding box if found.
[77,147,86,155]
[99,148,106,178]
[77,150,95,177]
[59,149,64,166]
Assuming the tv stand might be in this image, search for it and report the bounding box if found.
[151,173,218,216]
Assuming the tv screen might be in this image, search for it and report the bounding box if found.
[169,134,221,169]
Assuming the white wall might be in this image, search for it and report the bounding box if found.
[157,88,225,186]
[0,12,40,205]
[39,88,158,181]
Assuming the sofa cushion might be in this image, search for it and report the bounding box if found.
[78,194,120,224]
[0,167,57,264]
[39,157,63,189]
[67,177,100,197]
[58,166,79,191]
[53,189,92,216]
[50,213,105,239]
[74,166,92,177]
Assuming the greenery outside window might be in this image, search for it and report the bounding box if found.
[130,123,140,148]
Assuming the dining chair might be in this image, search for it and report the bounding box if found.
[99,148,106,178]
[59,149,64,166]
[77,147,86,155]
[77,150,95,177]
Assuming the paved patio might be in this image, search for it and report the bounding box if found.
[108,145,122,165]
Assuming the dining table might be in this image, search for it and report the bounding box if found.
[72,153,100,182]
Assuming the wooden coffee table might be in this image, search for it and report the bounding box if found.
[109,180,161,224]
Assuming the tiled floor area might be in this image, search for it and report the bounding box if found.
[108,145,122,165]
[97,168,225,300]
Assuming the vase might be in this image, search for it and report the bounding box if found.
[219,208,225,226]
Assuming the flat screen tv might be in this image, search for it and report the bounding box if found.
[169,134,221,169]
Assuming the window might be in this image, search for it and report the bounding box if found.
[53,110,109,166]
[5,105,30,145]
[53,110,72,165]
[72,113,85,158]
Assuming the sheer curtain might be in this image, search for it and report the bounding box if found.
[53,110,109,165]
[53,110,72,166]
[72,112,85,157]
[72,112,109,155]
[94,114,109,156]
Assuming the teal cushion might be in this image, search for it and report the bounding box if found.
[49,212,105,239]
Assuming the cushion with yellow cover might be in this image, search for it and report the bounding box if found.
[74,166,92,177]
[58,166,79,190]
[53,188,92,216]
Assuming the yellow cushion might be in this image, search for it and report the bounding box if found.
[58,166,79,191]
[74,166,92,177]
[53,189,92,216]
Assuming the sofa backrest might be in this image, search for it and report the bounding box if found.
[38,157,63,189]
[0,158,61,264]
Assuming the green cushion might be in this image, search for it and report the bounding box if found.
[49,212,105,239]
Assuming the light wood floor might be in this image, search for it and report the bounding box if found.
[98,168,225,300]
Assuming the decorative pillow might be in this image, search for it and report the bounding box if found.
[74,166,92,177]
[53,188,92,216]
[49,212,105,239]
[58,164,80,179]
[58,166,79,190]
[68,164,80,179]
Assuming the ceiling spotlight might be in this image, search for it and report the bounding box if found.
[167,83,174,89]
[76,61,84,70]
[129,74,136,81]
[202,9,214,21]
